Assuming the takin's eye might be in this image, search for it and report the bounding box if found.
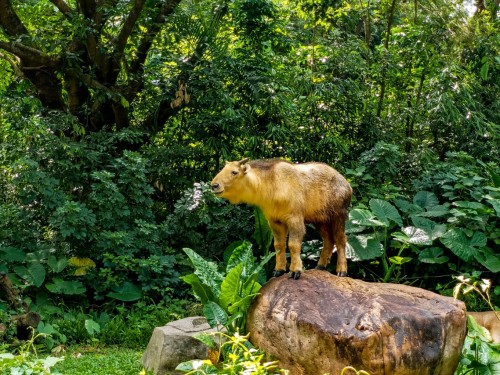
[231,170,238,176]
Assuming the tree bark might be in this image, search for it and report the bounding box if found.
[0,272,41,340]
[0,0,210,137]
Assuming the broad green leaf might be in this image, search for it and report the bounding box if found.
[393,199,424,215]
[203,301,228,328]
[487,199,500,217]
[84,319,101,335]
[193,332,218,350]
[418,204,450,218]
[470,231,487,248]
[244,251,275,287]
[220,262,244,309]
[107,282,142,301]
[418,247,449,264]
[175,360,215,372]
[0,247,27,262]
[37,321,56,335]
[347,235,383,261]
[413,191,439,209]
[393,227,431,245]
[27,262,46,287]
[467,315,492,343]
[253,206,273,253]
[183,248,224,298]
[226,242,252,273]
[180,273,215,304]
[475,248,500,273]
[228,293,260,315]
[440,228,484,263]
[349,209,385,227]
[40,356,63,368]
[480,61,489,80]
[389,256,412,265]
[411,216,447,240]
[453,201,489,211]
[369,199,402,227]
[47,256,68,273]
[223,240,246,264]
[46,278,86,295]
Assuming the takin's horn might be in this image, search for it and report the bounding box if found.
[238,158,250,165]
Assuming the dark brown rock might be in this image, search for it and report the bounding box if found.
[247,270,467,375]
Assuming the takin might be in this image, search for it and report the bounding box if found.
[211,158,352,280]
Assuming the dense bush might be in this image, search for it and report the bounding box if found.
[0,119,255,314]
[345,147,500,306]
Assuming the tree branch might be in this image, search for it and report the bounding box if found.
[0,0,29,36]
[48,0,73,19]
[114,0,146,58]
[129,0,182,74]
[0,40,60,66]
[0,51,23,76]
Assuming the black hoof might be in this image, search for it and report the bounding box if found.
[288,271,301,280]
[315,265,327,271]
[337,271,348,277]
[272,270,286,278]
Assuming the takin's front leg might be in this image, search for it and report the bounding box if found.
[287,219,306,280]
[269,220,288,278]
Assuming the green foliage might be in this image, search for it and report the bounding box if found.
[163,182,254,261]
[346,151,499,288]
[41,299,194,349]
[182,243,273,335]
[176,332,283,374]
[0,330,63,375]
[52,347,145,375]
[0,122,183,306]
[456,316,500,374]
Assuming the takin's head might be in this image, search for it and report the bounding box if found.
[211,158,251,204]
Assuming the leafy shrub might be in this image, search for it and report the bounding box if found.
[176,332,283,374]
[35,299,196,349]
[345,151,499,298]
[456,315,500,374]
[0,122,183,306]
[163,182,254,261]
[0,330,63,375]
[358,142,403,184]
[182,242,273,335]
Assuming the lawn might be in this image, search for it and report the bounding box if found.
[52,347,148,375]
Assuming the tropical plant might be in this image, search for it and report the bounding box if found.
[0,329,63,375]
[455,315,500,374]
[181,242,273,335]
[176,331,284,374]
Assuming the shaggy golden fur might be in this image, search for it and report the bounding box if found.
[211,158,352,279]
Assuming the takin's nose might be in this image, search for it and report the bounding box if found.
[211,183,220,191]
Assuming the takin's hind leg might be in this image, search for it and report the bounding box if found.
[315,223,334,271]
[333,219,348,277]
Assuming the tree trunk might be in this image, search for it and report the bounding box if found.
[0,272,41,340]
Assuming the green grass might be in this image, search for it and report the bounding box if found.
[52,347,148,375]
